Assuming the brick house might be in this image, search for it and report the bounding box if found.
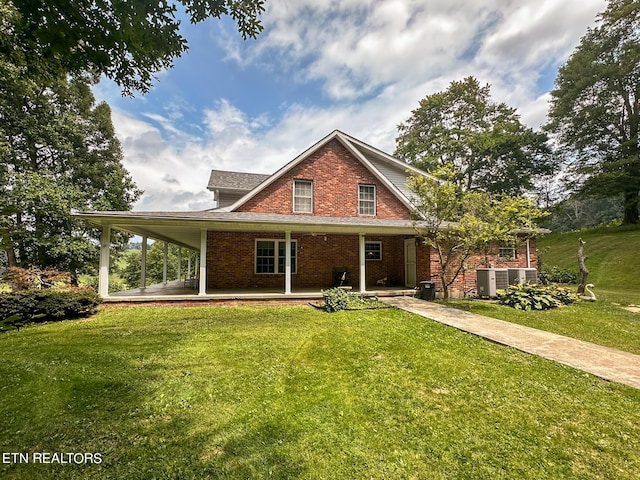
[77,130,539,298]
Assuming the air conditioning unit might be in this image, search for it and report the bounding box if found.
[495,268,509,290]
[508,268,526,285]
[476,268,508,298]
[524,268,538,284]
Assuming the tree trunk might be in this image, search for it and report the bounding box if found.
[577,237,589,295]
[622,189,639,225]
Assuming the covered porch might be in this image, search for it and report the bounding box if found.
[106,279,417,302]
[76,210,430,300]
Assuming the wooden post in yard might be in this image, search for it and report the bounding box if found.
[577,237,589,295]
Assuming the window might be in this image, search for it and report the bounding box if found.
[498,242,516,259]
[255,239,297,274]
[358,184,376,216]
[365,241,382,261]
[293,180,313,213]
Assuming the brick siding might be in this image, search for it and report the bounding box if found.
[236,139,411,219]
[206,231,430,290]
[427,237,539,298]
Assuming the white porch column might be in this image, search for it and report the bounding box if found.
[187,252,192,279]
[198,229,207,296]
[177,248,182,280]
[526,238,531,268]
[98,225,111,297]
[359,233,366,294]
[140,236,147,290]
[163,241,168,285]
[285,231,292,294]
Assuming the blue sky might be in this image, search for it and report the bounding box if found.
[93,0,606,212]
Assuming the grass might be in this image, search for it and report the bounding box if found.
[1,305,640,479]
[537,225,640,293]
[445,290,640,355]
[441,225,640,354]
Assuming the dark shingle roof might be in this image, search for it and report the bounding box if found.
[207,170,270,191]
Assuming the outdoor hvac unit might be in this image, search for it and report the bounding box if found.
[476,268,508,298]
[508,268,539,285]
[508,268,526,285]
[524,268,538,284]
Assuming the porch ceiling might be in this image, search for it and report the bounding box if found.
[75,211,422,250]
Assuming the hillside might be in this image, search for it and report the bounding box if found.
[537,226,640,294]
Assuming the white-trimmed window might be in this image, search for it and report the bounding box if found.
[498,241,516,259]
[365,241,382,261]
[293,179,313,213]
[358,184,376,216]
[255,239,297,274]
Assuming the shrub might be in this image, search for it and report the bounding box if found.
[498,283,578,311]
[0,288,102,330]
[539,266,578,285]
[322,287,389,312]
[4,267,74,291]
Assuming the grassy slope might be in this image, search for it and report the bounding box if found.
[537,226,640,300]
[1,306,639,479]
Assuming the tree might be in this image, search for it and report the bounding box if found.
[0,73,142,273]
[546,0,640,224]
[408,170,547,299]
[3,0,266,95]
[395,77,555,195]
[118,243,192,288]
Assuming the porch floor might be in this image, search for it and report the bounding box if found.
[105,280,418,303]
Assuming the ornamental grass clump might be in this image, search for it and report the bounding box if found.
[498,283,578,311]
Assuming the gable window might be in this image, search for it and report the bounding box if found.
[359,184,376,216]
[255,239,297,274]
[293,179,313,213]
[365,241,382,261]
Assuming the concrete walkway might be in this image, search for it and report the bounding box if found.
[381,296,640,390]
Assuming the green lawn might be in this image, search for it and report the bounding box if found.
[1,305,639,479]
[445,288,640,355]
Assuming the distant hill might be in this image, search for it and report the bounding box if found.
[537,226,640,292]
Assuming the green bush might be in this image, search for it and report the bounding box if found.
[498,283,578,311]
[0,288,102,330]
[322,287,389,312]
[539,266,578,285]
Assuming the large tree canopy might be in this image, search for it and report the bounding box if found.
[3,0,266,95]
[546,0,640,225]
[395,77,554,195]
[0,68,142,272]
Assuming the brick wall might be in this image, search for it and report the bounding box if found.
[206,231,428,290]
[236,139,411,219]
[427,237,539,298]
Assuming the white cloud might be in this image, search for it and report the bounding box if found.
[105,0,607,211]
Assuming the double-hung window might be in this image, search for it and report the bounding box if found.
[358,184,376,216]
[365,241,382,261]
[255,239,297,274]
[293,180,313,213]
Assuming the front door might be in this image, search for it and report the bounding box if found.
[404,239,417,287]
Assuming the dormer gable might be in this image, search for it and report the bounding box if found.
[207,170,270,209]
[227,130,430,219]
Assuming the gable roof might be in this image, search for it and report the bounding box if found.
[207,170,270,192]
[225,130,431,212]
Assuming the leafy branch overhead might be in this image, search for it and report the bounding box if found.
[4,0,266,95]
